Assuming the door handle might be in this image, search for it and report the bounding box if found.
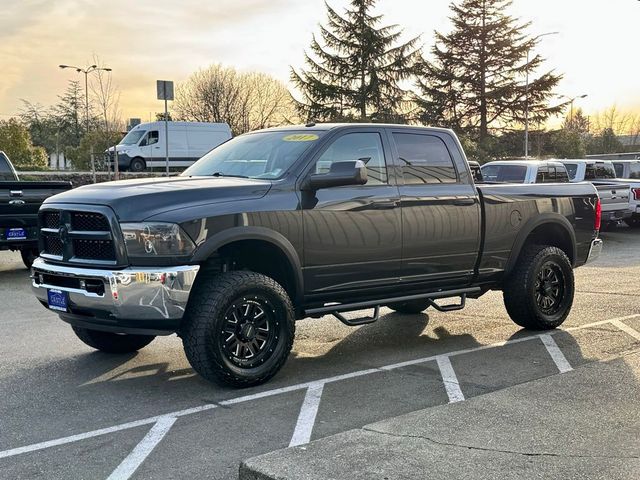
[372,201,400,210]
[453,198,476,206]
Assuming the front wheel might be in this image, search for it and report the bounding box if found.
[72,326,155,353]
[129,157,146,172]
[503,245,574,330]
[181,271,295,387]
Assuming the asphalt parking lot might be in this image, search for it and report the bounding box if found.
[1,228,639,480]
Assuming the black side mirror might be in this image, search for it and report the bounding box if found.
[304,160,368,191]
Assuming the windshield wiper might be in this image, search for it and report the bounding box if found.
[210,172,250,179]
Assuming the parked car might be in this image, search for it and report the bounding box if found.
[552,159,631,228]
[32,124,602,387]
[481,160,570,184]
[610,160,640,227]
[0,151,72,268]
[107,121,232,172]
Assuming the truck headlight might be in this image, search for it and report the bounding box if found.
[120,222,196,257]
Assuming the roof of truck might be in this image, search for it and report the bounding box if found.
[254,123,455,134]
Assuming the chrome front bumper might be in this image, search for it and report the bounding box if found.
[586,238,603,264]
[31,257,200,330]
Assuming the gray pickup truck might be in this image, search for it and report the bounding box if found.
[31,124,603,387]
[0,152,72,268]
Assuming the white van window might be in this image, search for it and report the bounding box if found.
[140,131,159,146]
[121,130,146,145]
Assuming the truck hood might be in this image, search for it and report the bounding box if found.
[44,176,272,221]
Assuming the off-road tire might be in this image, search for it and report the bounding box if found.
[20,247,39,269]
[72,326,155,353]
[386,299,431,314]
[129,157,146,172]
[181,271,295,388]
[503,244,574,330]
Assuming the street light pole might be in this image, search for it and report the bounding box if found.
[59,64,112,182]
[524,31,559,159]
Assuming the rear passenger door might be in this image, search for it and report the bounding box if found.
[391,131,481,286]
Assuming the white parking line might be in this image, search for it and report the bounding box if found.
[610,319,640,342]
[0,314,637,461]
[106,417,176,480]
[288,383,325,447]
[436,355,465,403]
[540,334,573,373]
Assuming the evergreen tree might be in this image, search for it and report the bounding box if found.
[417,0,562,142]
[291,0,421,122]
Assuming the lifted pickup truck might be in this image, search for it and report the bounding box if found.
[31,124,602,387]
[0,151,72,268]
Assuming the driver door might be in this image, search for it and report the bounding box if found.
[301,129,402,295]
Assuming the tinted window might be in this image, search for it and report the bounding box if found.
[556,165,570,182]
[585,162,616,180]
[536,166,550,183]
[630,163,640,179]
[481,164,527,183]
[394,133,457,184]
[315,133,387,185]
[613,163,624,178]
[564,163,578,180]
[0,152,16,180]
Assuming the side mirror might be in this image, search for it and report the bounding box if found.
[304,160,368,191]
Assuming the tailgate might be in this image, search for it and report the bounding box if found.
[0,181,72,228]
[594,183,629,212]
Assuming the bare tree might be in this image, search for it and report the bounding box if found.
[174,64,298,135]
[89,56,123,177]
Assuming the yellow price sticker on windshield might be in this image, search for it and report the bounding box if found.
[282,134,319,142]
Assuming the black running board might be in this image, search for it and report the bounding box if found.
[304,287,481,321]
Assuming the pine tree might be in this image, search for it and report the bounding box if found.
[417,0,562,142]
[291,0,421,122]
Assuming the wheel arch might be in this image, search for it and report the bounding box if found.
[191,227,304,307]
[505,214,577,277]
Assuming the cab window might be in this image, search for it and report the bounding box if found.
[394,133,457,184]
[140,131,159,146]
[315,132,387,185]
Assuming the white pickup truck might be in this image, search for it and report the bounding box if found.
[552,160,631,228]
[481,160,570,184]
[611,160,640,227]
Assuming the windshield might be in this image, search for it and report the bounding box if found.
[183,131,322,179]
[481,164,527,183]
[120,130,146,146]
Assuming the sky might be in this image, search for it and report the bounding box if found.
[0,0,638,124]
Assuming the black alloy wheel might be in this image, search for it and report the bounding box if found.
[534,261,565,316]
[221,296,279,368]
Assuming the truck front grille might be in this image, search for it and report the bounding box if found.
[39,208,119,264]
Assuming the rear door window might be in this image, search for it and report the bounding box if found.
[628,163,640,179]
[393,133,457,184]
[536,166,550,183]
[481,164,527,183]
[555,166,570,182]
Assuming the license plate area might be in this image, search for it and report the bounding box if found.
[47,289,69,312]
[6,228,27,240]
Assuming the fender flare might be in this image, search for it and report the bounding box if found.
[191,226,304,304]
[504,213,577,276]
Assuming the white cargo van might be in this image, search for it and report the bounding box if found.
[107,121,232,171]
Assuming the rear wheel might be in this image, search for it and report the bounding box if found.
[386,299,431,314]
[129,157,146,172]
[72,326,155,353]
[20,247,39,269]
[503,244,574,330]
[181,271,295,387]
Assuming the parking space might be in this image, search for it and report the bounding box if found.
[1,228,639,479]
